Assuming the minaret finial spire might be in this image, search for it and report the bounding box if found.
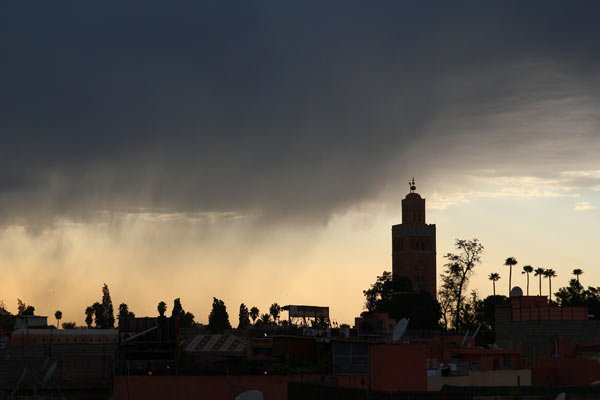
[409,177,416,193]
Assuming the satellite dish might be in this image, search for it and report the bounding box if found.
[42,361,57,385]
[510,286,523,297]
[235,390,263,400]
[554,393,566,400]
[392,318,409,342]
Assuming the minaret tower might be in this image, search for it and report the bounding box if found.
[391,178,437,296]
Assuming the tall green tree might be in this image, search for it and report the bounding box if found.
[534,268,545,295]
[54,310,62,328]
[522,265,533,295]
[441,238,484,331]
[504,257,518,295]
[249,306,259,324]
[544,269,557,301]
[488,273,500,296]
[238,303,250,329]
[573,268,584,283]
[208,298,231,333]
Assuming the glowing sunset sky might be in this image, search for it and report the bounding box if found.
[1,2,599,325]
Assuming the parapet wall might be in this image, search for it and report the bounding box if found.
[496,306,600,360]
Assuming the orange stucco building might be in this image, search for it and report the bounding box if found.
[392,179,437,296]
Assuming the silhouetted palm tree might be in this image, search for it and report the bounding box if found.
[504,257,518,295]
[534,268,545,295]
[54,310,62,329]
[269,303,281,325]
[260,313,271,325]
[522,265,533,295]
[573,268,583,283]
[488,273,500,296]
[544,269,557,301]
[250,306,259,324]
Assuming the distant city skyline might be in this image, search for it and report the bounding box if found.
[1,186,596,326]
[1,2,599,325]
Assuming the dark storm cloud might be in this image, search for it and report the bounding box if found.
[2,1,600,226]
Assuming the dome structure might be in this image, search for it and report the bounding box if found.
[510,286,524,297]
[404,192,423,200]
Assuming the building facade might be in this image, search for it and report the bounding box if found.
[392,179,437,296]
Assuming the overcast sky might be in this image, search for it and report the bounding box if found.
[1,2,599,324]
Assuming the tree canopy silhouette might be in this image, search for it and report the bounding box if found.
[461,293,509,344]
[238,303,250,329]
[249,306,259,325]
[555,279,586,306]
[363,271,411,311]
[440,238,484,331]
[269,303,281,325]
[118,303,135,319]
[363,271,440,329]
[62,322,77,329]
[554,280,600,319]
[85,306,94,328]
[157,301,167,317]
[208,297,231,333]
[17,299,35,316]
[259,313,271,325]
[85,284,115,328]
[171,298,195,328]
